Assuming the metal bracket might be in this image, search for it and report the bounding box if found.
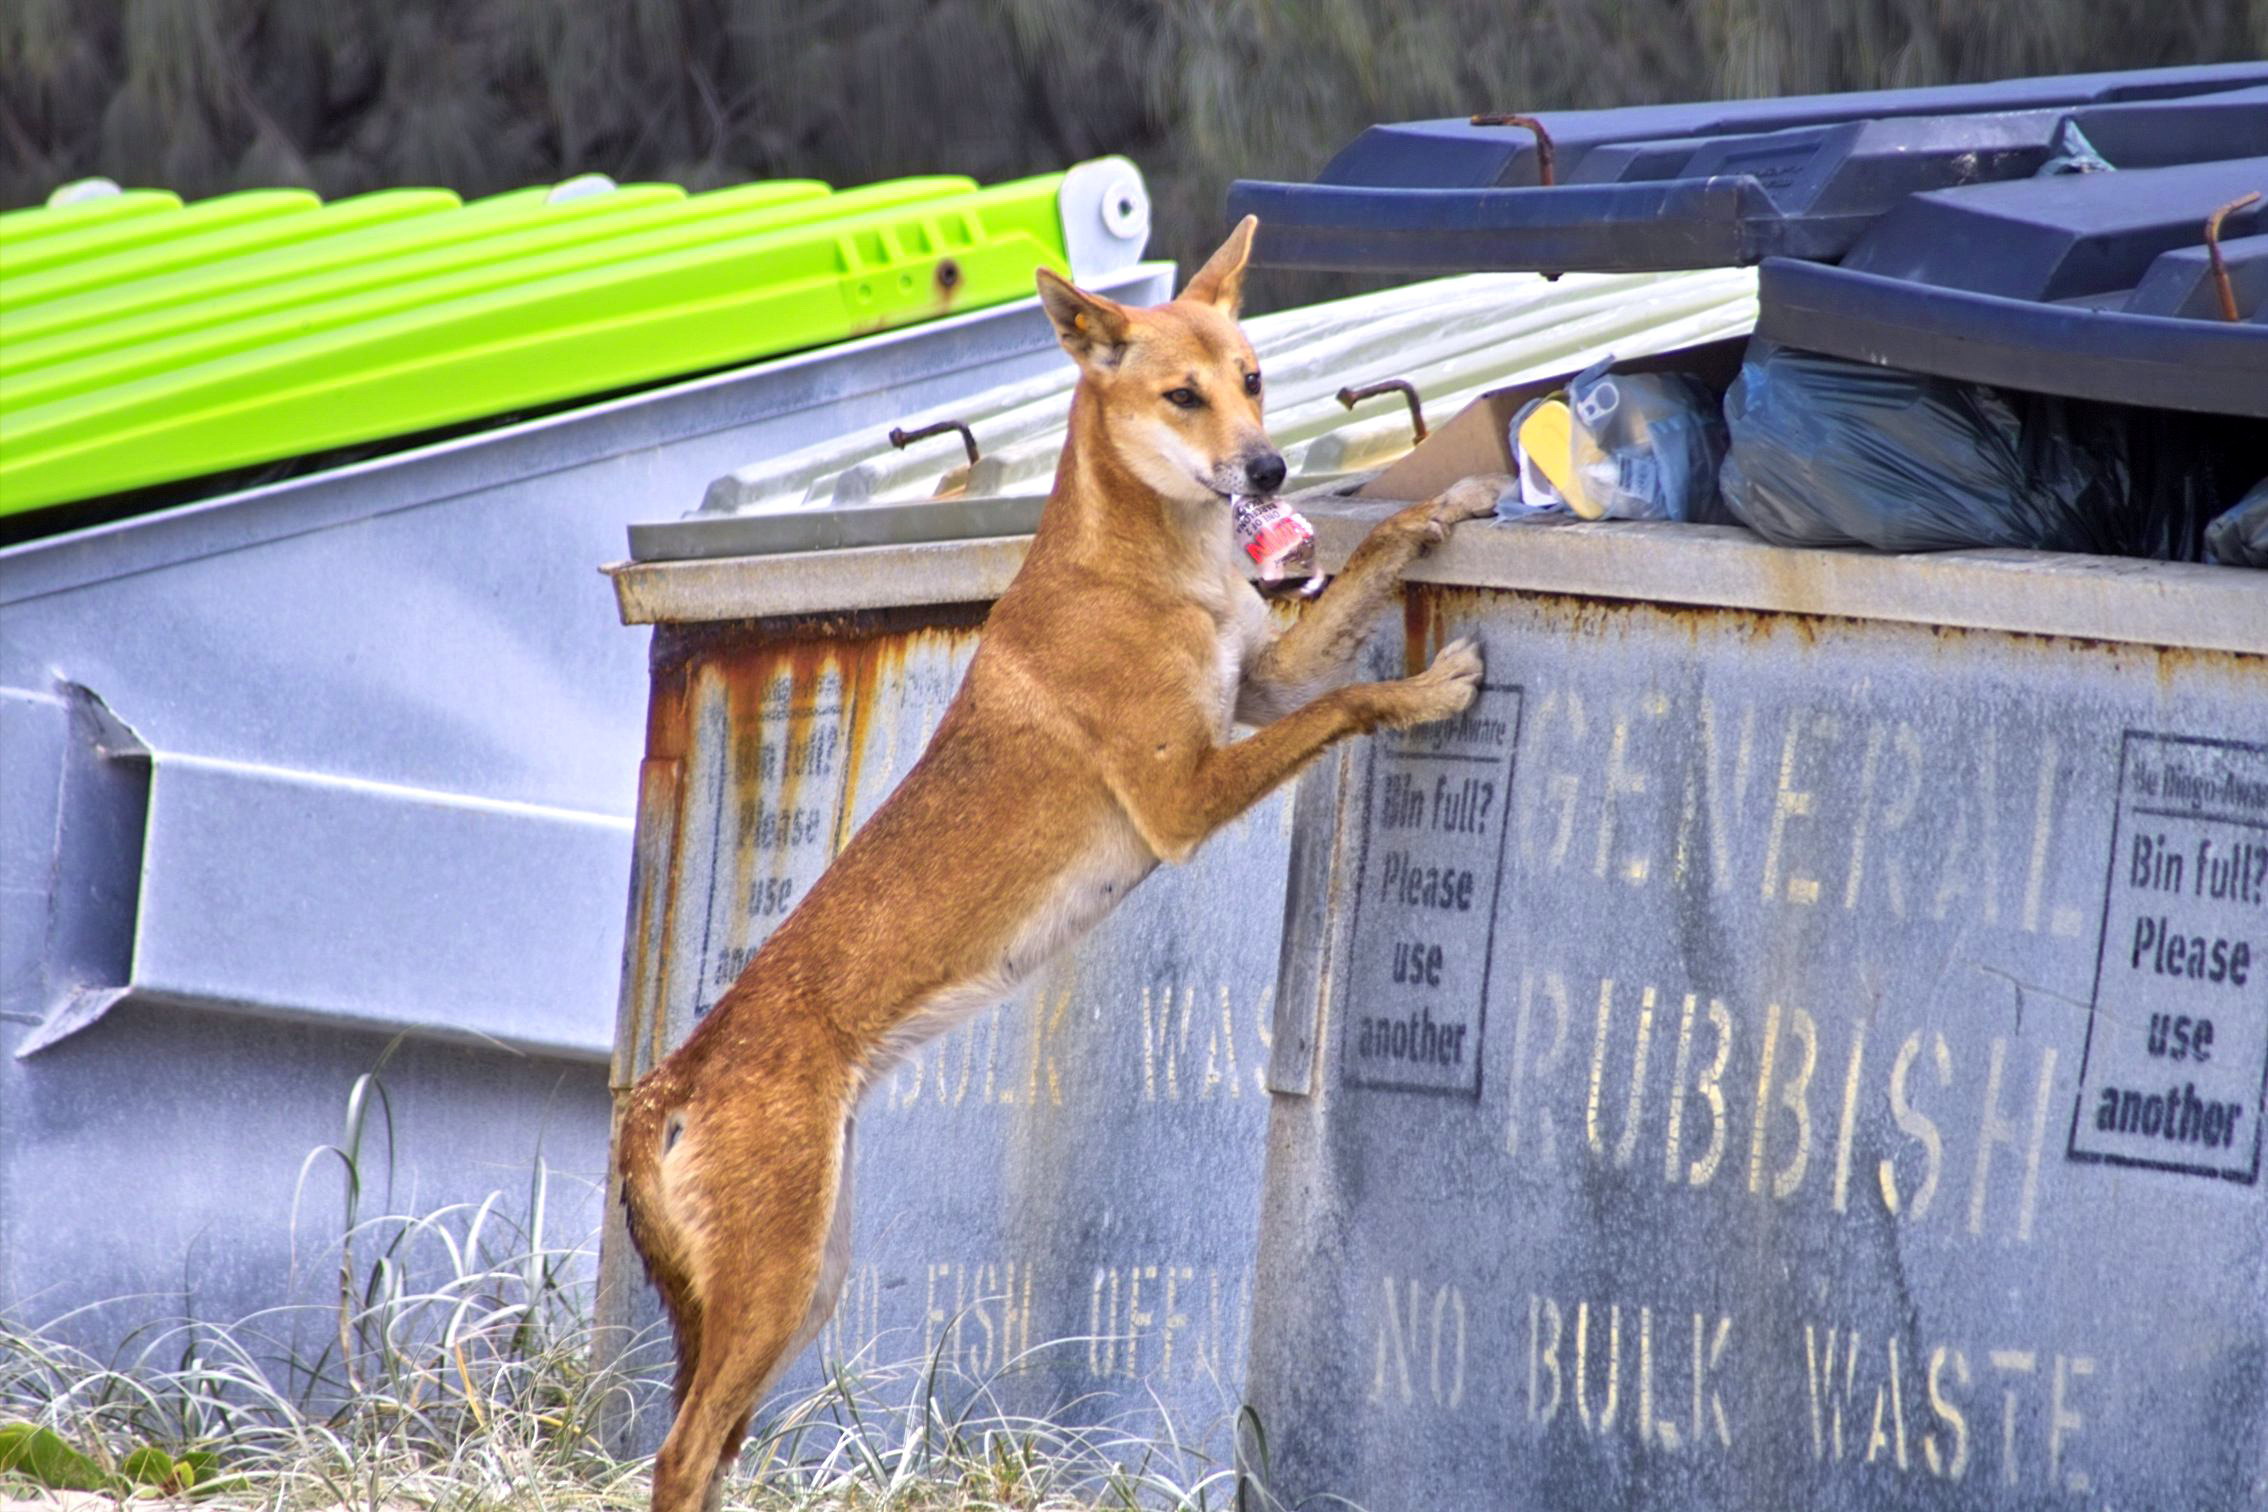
[888,418,980,465]
[16,680,630,1061]
[1337,378,1429,442]
[19,682,149,1059]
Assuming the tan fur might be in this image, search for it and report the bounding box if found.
[615,216,1509,1512]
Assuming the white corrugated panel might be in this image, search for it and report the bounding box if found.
[698,268,1757,517]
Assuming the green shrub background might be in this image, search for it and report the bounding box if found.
[5,0,2264,305]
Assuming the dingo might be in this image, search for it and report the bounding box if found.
[616,216,1503,1511]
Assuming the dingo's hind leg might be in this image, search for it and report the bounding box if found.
[646,1094,848,1512]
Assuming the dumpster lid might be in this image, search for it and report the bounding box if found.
[1756,155,2268,415]
[1227,64,2268,272]
[0,158,1152,519]
[1226,65,2268,413]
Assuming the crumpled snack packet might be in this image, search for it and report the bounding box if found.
[1233,494,1317,581]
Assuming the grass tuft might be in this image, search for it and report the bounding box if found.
[1,1302,1256,1509]
[1,1077,1258,1510]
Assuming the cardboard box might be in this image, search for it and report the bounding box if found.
[1356,336,1748,501]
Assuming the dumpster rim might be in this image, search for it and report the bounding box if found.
[606,498,2267,658]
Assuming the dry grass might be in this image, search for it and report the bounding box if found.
[1,1300,1254,1509]
[0,1244,1257,1511]
[0,1072,1256,1511]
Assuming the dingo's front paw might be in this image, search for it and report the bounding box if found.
[1379,475,1514,557]
[1430,473,1513,528]
[1364,637,1484,730]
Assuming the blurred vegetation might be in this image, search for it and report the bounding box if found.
[4,0,2265,306]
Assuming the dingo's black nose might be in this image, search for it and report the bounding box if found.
[1244,452,1287,493]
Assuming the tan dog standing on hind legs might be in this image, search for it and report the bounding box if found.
[615,215,1507,1512]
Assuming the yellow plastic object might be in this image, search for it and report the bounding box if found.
[0,189,318,283]
[0,188,183,250]
[0,188,458,312]
[1518,397,1594,515]
[0,171,1078,516]
[0,185,691,374]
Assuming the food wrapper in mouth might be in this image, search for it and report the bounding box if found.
[1232,494,1316,582]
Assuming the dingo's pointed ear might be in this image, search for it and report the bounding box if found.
[1037,267,1132,371]
[1179,215,1257,316]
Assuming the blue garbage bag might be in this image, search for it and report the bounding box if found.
[2205,478,2268,568]
[1720,340,2238,559]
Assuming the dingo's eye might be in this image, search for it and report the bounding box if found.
[1244,371,1262,396]
[1164,387,1202,409]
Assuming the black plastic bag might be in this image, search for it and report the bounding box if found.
[2205,478,2268,569]
[1720,341,2241,559]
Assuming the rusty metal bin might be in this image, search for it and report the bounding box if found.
[1240,507,2268,1511]
[597,530,1299,1448]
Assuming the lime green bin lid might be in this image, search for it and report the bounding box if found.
[0,164,1120,517]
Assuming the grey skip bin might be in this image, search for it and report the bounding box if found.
[0,224,1168,1359]
[606,469,2267,1503]
[1241,512,2268,1512]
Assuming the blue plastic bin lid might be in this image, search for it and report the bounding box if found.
[1228,64,2268,271]
[1758,156,2268,415]
[1228,64,2268,415]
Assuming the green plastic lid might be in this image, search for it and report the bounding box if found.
[0,169,1083,517]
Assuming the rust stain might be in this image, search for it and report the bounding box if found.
[628,658,699,1075]
[642,652,694,762]
[626,607,991,1070]
[773,640,855,847]
[721,665,763,991]
[1402,587,1436,676]
[833,633,897,853]
[696,612,991,919]
[772,653,821,839]
[648,748,702,1075]
[707,640,812,982]
[624,586,2256,1103]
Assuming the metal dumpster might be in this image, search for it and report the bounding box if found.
[1238,505,2268,1511]
[0,161,1165,1355]
[1229,84,2268,1500]
[594,270,1761,1450]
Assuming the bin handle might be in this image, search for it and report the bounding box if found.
[1336,379,1429,443]
[2206,192,2262,322]
[1467,113,1556,187]
[888,419,980,466]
